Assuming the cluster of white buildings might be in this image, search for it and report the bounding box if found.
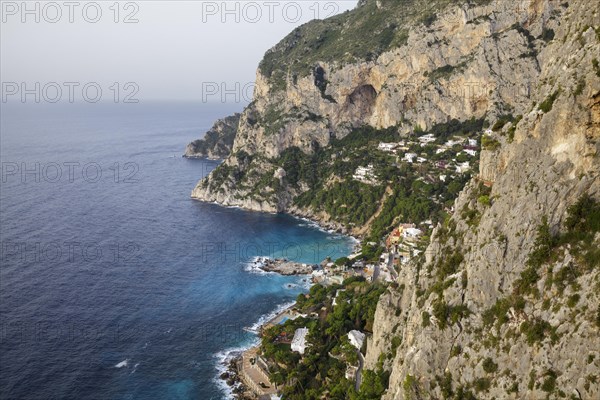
[377,141,409,153]
[418,133,436,145]
[353,164,378,184]
[376,132,479,178]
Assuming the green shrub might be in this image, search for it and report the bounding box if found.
[403,374,418,398]
[427,60,469,82]
[506,115,523,143]
[593,58,600,77]
[391,336,402,358]
[573,79,586,96]
[473,377,491,392]
[541,28,555,42]
[335,256,350,266]
[541,370,557,392]
[525,216,556,269]
[451,345,462,357]
[492,114,514,131]
[539,91,560,113]
[432,299,470,330]
[520,318,552,344]
[455,386,476,400]
[437,251,464,279]
[478,195,491,206]
[567,293,580,308]
[482,295,525,329]
[528,370,536,390]
[422,311,431,327]
[482,357,499,373]
[461,205,481,227]
[437,372,453,398]
[482,135,501,150]
[421,12,437,27]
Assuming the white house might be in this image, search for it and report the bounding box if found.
[348,330,366,350]
[464,149,477,157]
[468,138,478,147]
[416,157,427,163]
[456,161,471,174]
[378,142,397,152]
[312,269,325,279]
[291,327,309,354]
[403,153,417,163]
[418,133,436,144]
[436,148,447,155]
[353,165,377,183]
[439,174,447,182]
[403,227,423,239]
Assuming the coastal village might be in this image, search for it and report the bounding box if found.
[221,128,488,399]
[354,129,486,187]
[223,220,427,399]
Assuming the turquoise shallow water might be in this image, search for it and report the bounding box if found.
[0,102,354,399]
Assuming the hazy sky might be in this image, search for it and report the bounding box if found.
[1,1,357,101]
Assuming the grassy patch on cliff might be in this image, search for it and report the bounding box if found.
[258,0,481,89]
[481,195,599,347]
[517,195,600,296]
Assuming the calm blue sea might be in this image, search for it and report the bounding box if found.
[0,102,354,399]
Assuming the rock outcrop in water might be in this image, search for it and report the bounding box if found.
[251,257,316,275]
[192,0,600,397]
[184,113,240,159]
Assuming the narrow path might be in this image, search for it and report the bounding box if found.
[355,350,365,391]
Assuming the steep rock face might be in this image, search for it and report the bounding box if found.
[192,0,550,214]
[366,1,600,398]
[184,113,240,159]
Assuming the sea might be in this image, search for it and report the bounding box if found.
[0,102,355,399]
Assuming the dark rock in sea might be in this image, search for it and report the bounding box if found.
[259,257,315,275]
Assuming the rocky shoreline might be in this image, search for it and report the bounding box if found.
[219,358,254,400]
[254,257,315,275]
[220,303,298,399]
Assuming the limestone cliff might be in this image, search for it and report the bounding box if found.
[192,0,549,226]
[184,113,240,159]
[190,0,600,398]
[365,1,600,398]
